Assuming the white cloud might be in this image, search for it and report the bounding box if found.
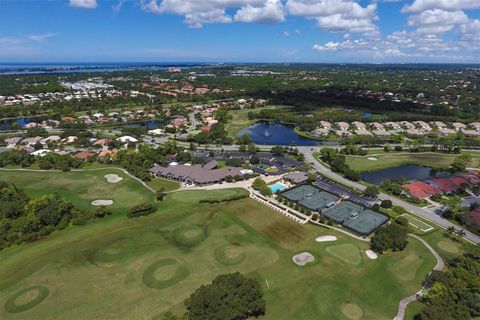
[286,0,378,34]
[69,0,97,9]
[27,33,57,42]
[313,41,340,51]
[408,9,469,28]
[141,0,284,27]
[402,0,480,13]
[234,0,285,23]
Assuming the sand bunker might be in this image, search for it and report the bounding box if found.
[315,235,337,242]
[292,252,315,266]
[105,174,123,183]
[365,250,378,260]
[367,157,378,161]
[91,200,113,206]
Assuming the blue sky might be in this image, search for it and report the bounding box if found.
[0,0,479,63]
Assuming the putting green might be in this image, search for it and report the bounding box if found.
[390,254,424,281]
[340,302,364,320]
[326,244,362,265]
[214,245,247,266]
[4,286,49,313]
[173,225,207,247]
[142,258,190,289]
[437,240,459,254]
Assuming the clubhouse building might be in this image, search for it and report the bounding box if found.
[149,160,252,186]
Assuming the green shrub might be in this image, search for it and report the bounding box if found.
[127,203,155,218]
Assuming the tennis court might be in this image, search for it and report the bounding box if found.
[343,209,389,235]
[400,214,434,232]
[282,185,338,211]
[282,185,319,202]
[323,202,388,235]
[323,201,363,223]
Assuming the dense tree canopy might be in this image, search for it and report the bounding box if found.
[184,272,265,320]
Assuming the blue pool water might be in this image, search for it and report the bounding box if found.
[270,183,286,193]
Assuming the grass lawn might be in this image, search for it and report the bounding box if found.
[0,168,154,215]
[0,185,436,320]
[147,177,180,192]
[227,105,292,137]
[345,152,480,172]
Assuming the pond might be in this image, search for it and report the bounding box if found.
[360,165,435,185]
[236,122,339,146]
[0,117,32,131]
[123,120,163,129]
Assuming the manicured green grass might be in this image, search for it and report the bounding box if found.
[400,214,434,233]
[0,186,436,320]
[0,168,153,214]
[147,177,180,192]
[325,243,362,265]
[346,152,480,172]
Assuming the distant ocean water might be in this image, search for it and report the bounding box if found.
[0,62,209,75]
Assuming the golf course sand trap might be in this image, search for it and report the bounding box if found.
[315,235,337,242]
[341,302,364,320]
[104,174,123,183]
[91,200,113,206]
[365,250,378,260]
[292,252,315,266]
[437,240,459,254]
[367,157,378,161]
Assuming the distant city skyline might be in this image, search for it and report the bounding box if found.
[1,0,479,63]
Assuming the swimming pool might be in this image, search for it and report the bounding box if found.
[270,183,286,193]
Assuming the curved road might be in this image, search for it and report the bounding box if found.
[300,146,480,245]
[393,234,445,320]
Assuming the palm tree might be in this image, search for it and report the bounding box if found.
[445,226,456,238]
[456,229,466,238]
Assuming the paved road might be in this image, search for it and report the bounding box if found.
[300,146,480,244]
[393,234,445,320]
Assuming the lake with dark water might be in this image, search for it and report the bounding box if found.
[360,165,435,185]
[0,117,32,130]
[236,122,339,146]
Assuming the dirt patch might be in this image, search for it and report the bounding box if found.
[341,302,364,320]
[292,252,315,266]
[367,157,377,161]
[91,200,113,206]
[437,240,459,254]
[315,235,337,242]
[105,174,123,183]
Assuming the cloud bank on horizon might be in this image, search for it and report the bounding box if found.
[1,0,479,62]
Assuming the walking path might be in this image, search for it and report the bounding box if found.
[393,234,445,320]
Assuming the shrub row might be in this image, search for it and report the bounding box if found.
[127,203,155,218]
[199,194,248,204]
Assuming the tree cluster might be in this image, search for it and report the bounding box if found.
[415,250,480,320]
[370,218,408,254]
[0,182,89,249]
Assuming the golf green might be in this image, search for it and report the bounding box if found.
[325,243,362,265]
[0,187,436,319]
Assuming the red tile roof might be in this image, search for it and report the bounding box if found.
[403,181,441,199]
[431,178,458,193]
[467,208,480,226]
[73,151,96,160]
